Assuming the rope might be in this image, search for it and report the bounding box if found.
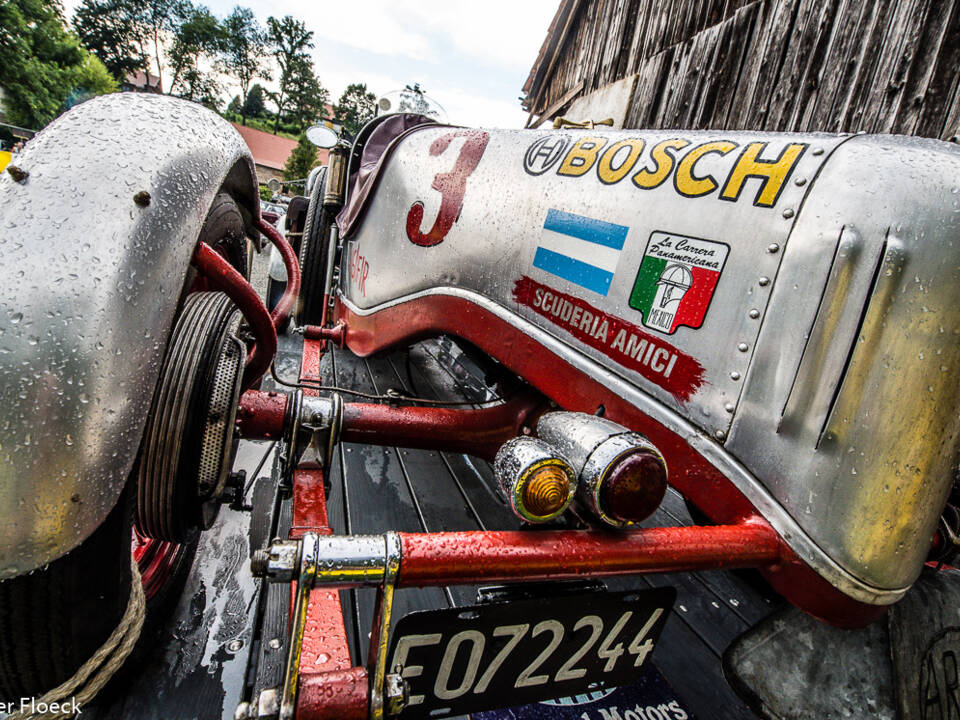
[8,557,146,719]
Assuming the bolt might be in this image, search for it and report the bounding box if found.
[715,430,727,441]
[812,147,824,156]
[782,208,795,219]
[6,165,27,183]
[737,342,749,352]
[730,371,741,381]
[133,190,151,206]
[767,243,780,253]
[385,673,408,715]
[758,276,770,287]
[724,402,735,413]
[794,177,807,186]
[251,549,270,577]
[227,639,244,653]
[748,309,760,319]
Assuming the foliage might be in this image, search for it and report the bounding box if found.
[72,0,146,82]
[398,82,433,115]
[70,52,119,102]
[265,14,313,133]
[282,54,328,132]
[334,82,375,136]
[0,0,116,128]
[221,5,269,125]
[227,94,241,113]
[221,111,297,138]
[243,83,268,118]
[167,3,223,105]
[282,132,318,182]
[258,184,273,202]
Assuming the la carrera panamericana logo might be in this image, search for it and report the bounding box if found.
[629,231,729,335]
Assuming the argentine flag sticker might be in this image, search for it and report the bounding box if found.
[532,209,629,296]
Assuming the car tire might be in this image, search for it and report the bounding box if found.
[0,483,134,700]
[297,168,332,325]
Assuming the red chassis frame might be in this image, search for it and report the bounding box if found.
[233,302,891,720]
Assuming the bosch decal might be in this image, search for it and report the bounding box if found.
[349,243,369,297]
[523,134,571,175]
[532,209,628,296]
[513,276,705,401]
[406,130,490,247]
[524,136,807,208]
[629,232,729,335]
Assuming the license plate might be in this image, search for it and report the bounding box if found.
[387,587,675,718]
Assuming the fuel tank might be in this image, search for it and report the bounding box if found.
[338,126,960,604]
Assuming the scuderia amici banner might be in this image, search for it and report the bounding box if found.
[342,127,840,440]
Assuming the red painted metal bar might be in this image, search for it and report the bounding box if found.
[293,334,355,715]
[341,391,545,461]
[236,389,288,440]
[298,667,368,720]
[255,216,301,331]
[192,241,276,389]
[236,387,546,461]
[397,519,784,587]
[301,322,346,346]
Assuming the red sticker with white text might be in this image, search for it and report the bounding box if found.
[513,276,705,401]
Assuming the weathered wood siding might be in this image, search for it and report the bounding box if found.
[523,0,960,140]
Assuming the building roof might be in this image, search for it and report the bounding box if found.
[230,123,329,172]
[124,70,162,93]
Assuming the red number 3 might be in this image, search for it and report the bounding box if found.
[406,130,490,247]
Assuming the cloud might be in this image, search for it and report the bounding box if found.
[402,1,558,71]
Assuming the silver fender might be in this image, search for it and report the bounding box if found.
[0,93,258,577]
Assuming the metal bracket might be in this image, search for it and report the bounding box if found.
[279,390,344,484]
[280,532,318,720]
[368,532,403,720]
[250,532,407,719]
[279,388,303,489]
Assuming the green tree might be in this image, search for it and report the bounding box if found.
[282,132,318,181]
[222,6,269,126]
[265,14,312,133]
[70,52,120,102]
[167,3,223,103]
[227,94,241,113]
[0,0,116,128]
[243,83,267,118]
[334,82,375,136]
[283,54,327,133]
[72,0,146,82]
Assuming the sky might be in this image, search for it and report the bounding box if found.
[64,0,559,128]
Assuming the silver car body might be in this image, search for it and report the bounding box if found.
[339,126,960,604]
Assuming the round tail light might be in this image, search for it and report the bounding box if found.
[536,412,668,528]
[493,437,576,523]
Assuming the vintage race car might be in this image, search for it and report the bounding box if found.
[1,93,958,719]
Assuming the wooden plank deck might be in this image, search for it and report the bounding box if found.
[323,337,781,719]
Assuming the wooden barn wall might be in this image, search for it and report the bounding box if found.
[527,0,960,140]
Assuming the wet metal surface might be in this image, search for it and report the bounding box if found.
[0,93,257,575]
